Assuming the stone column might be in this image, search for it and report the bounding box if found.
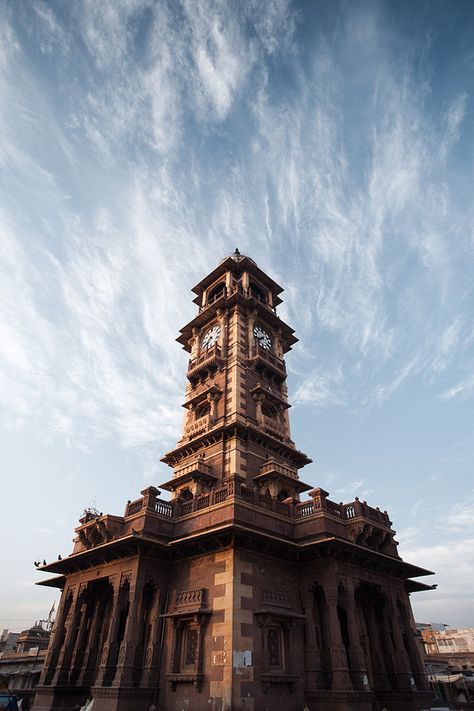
[77,594,105,686]
[94,580,122,686]
[41,588,74,685]
[341,582,369,690]
[190,327,198,359]
[324,588,352,690]
[363,592,389,690]
[113,580,142,687]
[355,592,374,689]
[398,597,429,691]
[52,584,86,685]
[100,578,129,686]
[386,590,413,691]
[140,587,161,688]
[301,589,325,689]
[247,309,257,356]
[68,597,92,684]
[217,309,227,359]
[378,593,398,690]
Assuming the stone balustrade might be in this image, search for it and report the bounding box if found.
[126,485,390,530]
[259,458,297,480]
[260,414,287,439]
[184,414,211,439]
[173,459,212,479]
[187,344,221,370]
[250,342,285,369]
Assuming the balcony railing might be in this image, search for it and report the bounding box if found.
[123,480,393,563]
[184,414,211,439]
[250,342,285,370]
[154,499,173,517]
[259,459,297,480]
[173,459,213,479]
[260,414,288,440]
[188,344,222,370]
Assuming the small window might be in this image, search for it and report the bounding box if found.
[249,282,267,303]
[195,402,210,420]
[267,626,283,669]
[207,282,226,304]
[183,626,199,667]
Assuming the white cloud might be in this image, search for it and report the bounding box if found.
[440,372,474,401]
[439,93,468,163]
[293,365,344,408]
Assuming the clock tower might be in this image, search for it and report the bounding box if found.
[160,248,312,504]
[34,252,433,711]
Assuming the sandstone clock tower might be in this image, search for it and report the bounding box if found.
[34,252,434,711]
[160,248,312,505]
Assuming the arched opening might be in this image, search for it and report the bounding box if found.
[195,401,210,420]
[249,282,267,303]
[207,281,226,304]
[180,488,193,502]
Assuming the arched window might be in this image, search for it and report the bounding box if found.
[180,488,193,501]
[249,282,267,303]
[207,281,226,304]
[195,401,210,420]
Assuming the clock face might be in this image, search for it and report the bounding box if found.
[253,324,272,350]
[201,324,221,350]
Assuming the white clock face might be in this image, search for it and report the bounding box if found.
[253,325,272,350]
[201,324,221,350]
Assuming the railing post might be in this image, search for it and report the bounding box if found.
[309,487,329,511]
[140,486,159,510]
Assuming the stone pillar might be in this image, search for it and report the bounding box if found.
[113,579,142,686]
[41,588,74,685]
[341,582,369,690]
[52,584,85,685]
[190,327,198,358]
[386,590,413,691]
[324,588,352,690]
[94,581,123,686]
[141,485,159,510]
[248,309,256,356]
[378,593,398,690]
[355,592,374,689]
[363,592,389,690]
[398,597,429,691]
[217,308,227,359]
[68,596,92,685]
[77,593,105,686]
[301,589,325,690]
[140,587,161,688]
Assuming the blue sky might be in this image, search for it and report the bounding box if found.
[1,0,473,631]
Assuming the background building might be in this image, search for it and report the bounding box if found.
[0,623,51,710]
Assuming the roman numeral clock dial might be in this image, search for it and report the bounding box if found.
[253,324,272,350]
[201,324,221,350]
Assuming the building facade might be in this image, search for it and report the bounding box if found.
[0,624,50,710]
[34,252,433,711]
[421,626,474,656]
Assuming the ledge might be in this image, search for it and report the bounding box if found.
[164,673,204,691]
[261,673,300,692]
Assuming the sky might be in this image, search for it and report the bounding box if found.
[0,0,473,632]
